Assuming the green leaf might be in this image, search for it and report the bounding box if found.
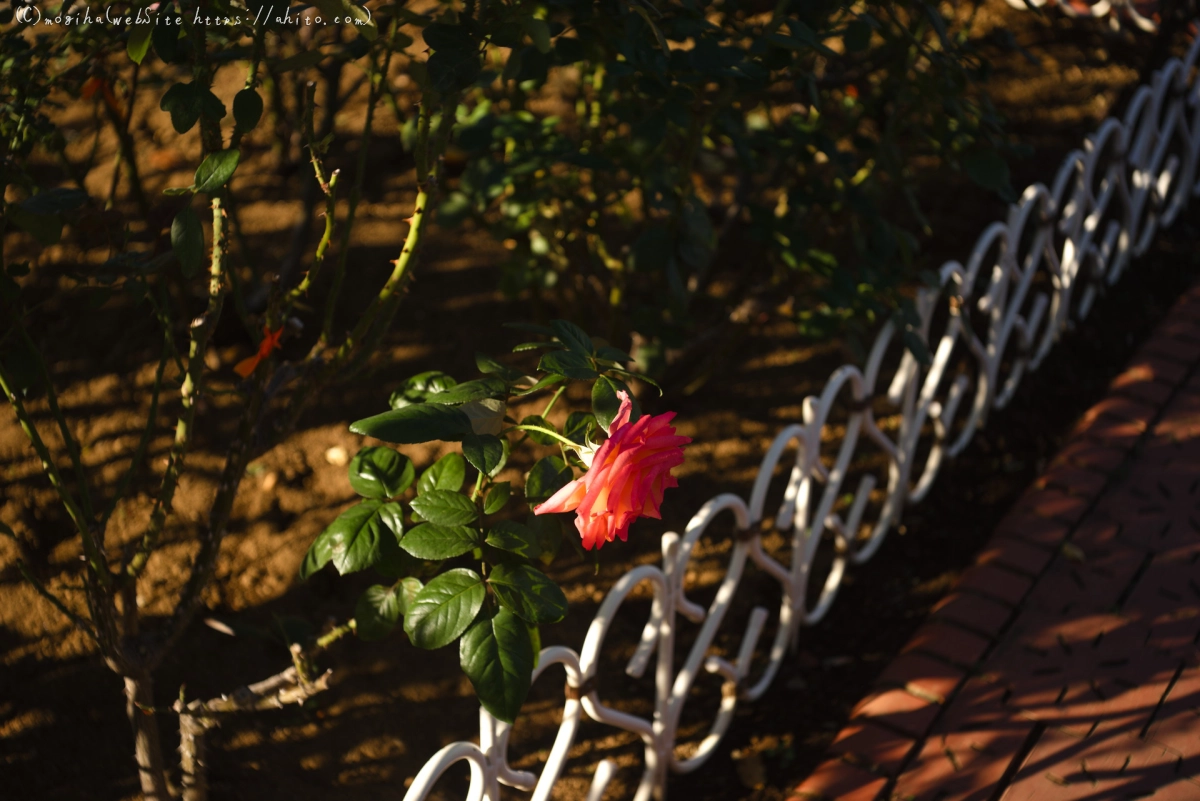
[418,452,466,494]
[550,320,594,355]
[538,350,597,380]
[233,88,264,132]
[152,16,185,63]
[525,456,573,504]
[355,579,421,640]
[325,500,404,575]
[513,374,564,396]
[484,482,510,515]
[563,412,595,446]
[200,89,226,122]
[348,446,415,499]
[193,149,240,194]
[425,377,507,406]
[376,525,421,579]
[400,522,479,559]
[462,434,505,477]
[475,352,524,381]
[485,520,538,558]
[298,529,335,579]
[488,563,568,624]
[405,568,486,649]
[170,206,204,278]
[160,82,202,134]
[594,346,632,365]
[527,514,563,565]
[127,23,154,64]
[521,16,552,53]
[591,376,622,434]
[410,489,478,527]
[389,371,458,408]
[351,404,473,444]
[459,608,534,723]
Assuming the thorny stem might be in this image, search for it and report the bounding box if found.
[315,619,356,650]
[0,360,101,574]
[160,370,265,664]
[16,323,95,524]
[321,28,397,344]
[127,196,228,581]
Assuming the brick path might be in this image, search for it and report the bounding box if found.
[788,284,1200,801]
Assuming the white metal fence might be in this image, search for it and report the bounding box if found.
[1004,0,1160,32]
[402,34,1200,801]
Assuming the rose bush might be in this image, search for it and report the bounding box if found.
[300,320,689,722]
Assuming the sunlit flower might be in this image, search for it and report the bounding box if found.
[535,390,690,550]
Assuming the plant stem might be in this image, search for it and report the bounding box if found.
[321,31,397,344]
[541,384,566,418]
[16,323,95,523]
[127,196,228,580]
[504,424,581,449]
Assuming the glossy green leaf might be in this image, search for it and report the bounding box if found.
[417,452,466,495]
[562,412,595,446]
[400,522,479,559]
[170,206,204,278]
[351,404,474,444]
[193,149,240,194]
[355,579,421,640]
[410,489,478,527]
[475,352,524,381]
[459,608,534,723]
[538,350,597,380]
[525,456,573,504]
[483,482,510,515]
[550,320,594,355]
[462,434,505,477]
[298,528,335,579]
[325,500,404,575]
[424,377,507,405]
[348,446,415,499]
[485,520,538,558]
[405,568,485,649]
[127,23,153,64]
[488,563,568,624]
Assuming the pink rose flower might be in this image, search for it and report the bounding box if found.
[534,391,691,550]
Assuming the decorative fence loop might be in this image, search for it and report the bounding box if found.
[400,36,1200,801]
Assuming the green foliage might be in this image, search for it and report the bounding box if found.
[299,319,683,721]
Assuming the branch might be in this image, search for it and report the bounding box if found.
[126,196,228,581]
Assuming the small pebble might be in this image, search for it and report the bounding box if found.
[325,446,349,466]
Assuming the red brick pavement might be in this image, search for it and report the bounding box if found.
[788,283,1200,801]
